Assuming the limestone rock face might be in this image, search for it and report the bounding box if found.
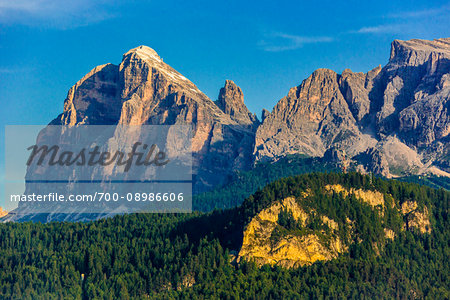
[324,184,385,209]
[238,197,345,268]
[389,38,450,68]
[401,201,432,233]
[369,39,450,176]
[0,207,7,218]
[52,46,257,191]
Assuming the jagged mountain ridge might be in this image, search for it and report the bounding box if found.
[256,38,450,177]
[46,38,450,190]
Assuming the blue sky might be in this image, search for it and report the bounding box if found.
[0,0,449,208]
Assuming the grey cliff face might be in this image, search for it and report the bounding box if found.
[254,68,377,161]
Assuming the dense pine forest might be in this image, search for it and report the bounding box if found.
[0,173,448,299]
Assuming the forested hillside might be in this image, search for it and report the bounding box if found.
[0,173,448,299]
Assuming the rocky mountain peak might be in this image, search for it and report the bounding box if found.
[254,66,373,161]
[48,46,257,193]
[120,45,207,102]
[216,80,258,125]
[55,63,121,126]
[375,38,450,146]
[222,80,244,102]
[310,68,337,82]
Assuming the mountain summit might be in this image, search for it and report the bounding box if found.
[51,45,257,191]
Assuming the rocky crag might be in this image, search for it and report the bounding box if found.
[237,176,432,268]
